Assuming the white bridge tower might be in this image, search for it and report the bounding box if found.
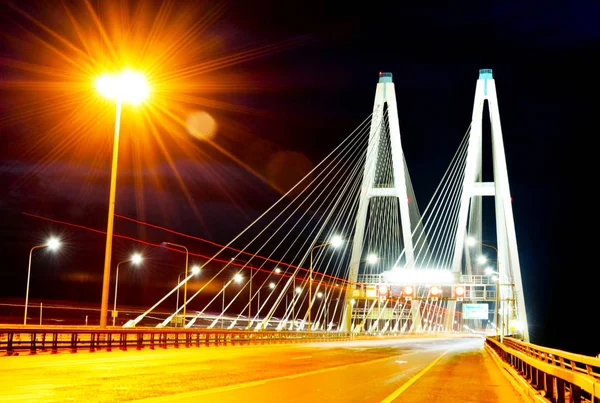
[342,72,418,332]
[451,69,529,341]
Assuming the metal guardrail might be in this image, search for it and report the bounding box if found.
[0,326,352,356]
[486,336,600,403]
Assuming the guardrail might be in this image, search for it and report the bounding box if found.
[0,326,352,356]
[486,336,600,403]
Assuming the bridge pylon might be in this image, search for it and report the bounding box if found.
[341,72,419,333]
[450,69,529,342]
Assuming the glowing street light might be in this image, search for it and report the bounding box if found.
[24,237,60,325]
[95,70,150,105]
[112,253,143,326]
[366,254,378,264]
[98,69,149,329]
[308,235,343,333]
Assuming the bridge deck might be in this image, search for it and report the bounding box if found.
[0,335,531,402]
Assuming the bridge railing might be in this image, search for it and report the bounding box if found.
[0,326,351,355]
[486,336,600,403]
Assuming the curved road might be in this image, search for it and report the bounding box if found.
[0,335,527,402]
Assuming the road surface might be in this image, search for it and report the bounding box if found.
[0,335,527,402]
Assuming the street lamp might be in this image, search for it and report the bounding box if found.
[175,265,200,327]
[112,253,143,326]
[222,273,243,328]
[483,265,500,338]
[97,69,149,329]
[308,235,343,333]
[24,237,60,325]
[163,242,190,327]
[467,237,500,338]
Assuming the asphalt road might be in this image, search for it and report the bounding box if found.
[0,335,527,403]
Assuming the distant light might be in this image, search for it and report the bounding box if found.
[234,273,243,282]
[350,299,355,305]
[403,285,414,296]
[191,265,201,275]
[430,286,441,296]
[366,254,378,264]
[465,237,477,246]
[477,255,487,264]
[269,282,275,289]
[382,269,454,285]
[484,267,494,275]
[46,237,60,251]
[295,287,302,294]
[379,285,388,296]
[96,70,149,105]
[454,286,465,296]
[317,292,323,298]
[330,235,343,248]
[491,275,498,282]
[274,267,281,274]
[130,253,143,265]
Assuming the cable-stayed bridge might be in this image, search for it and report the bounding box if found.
[114,68,529,343]
[3,69,600,403]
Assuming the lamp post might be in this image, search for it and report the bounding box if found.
[256,282,276,323]
[97,70,149,329]
[175,265,200,327]
[308,235,343,333]
[222,273,243,328]
[163,242,190,327]
[468,236,500,338]
[24,237,60,325]
[113,253,143,326]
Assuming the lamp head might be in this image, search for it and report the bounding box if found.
[130,253,143,265]
[191,265,201,275]
[329,235,343,248]
[366,254,378,264]
[96,69,149,105]
[46,237,60,251]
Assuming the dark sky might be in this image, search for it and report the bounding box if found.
[0,0,597,355]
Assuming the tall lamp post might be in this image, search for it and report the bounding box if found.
[467,237,500,338]
[484,265,501,338]
[222,273,243,328]
[96,70,149,329]
[163,242,189,327]
[308,235,343,333]
[175,265,201,327]
[113,253,143,326]
[24,237,60,325]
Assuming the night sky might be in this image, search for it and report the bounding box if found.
[0,1,598,355]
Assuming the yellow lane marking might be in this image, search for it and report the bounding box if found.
[132,354,407,402]
[380,350,449,403]
[290,355,312,360]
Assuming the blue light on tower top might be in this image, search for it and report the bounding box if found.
[479,69,493,79]
[379,72,393,83]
